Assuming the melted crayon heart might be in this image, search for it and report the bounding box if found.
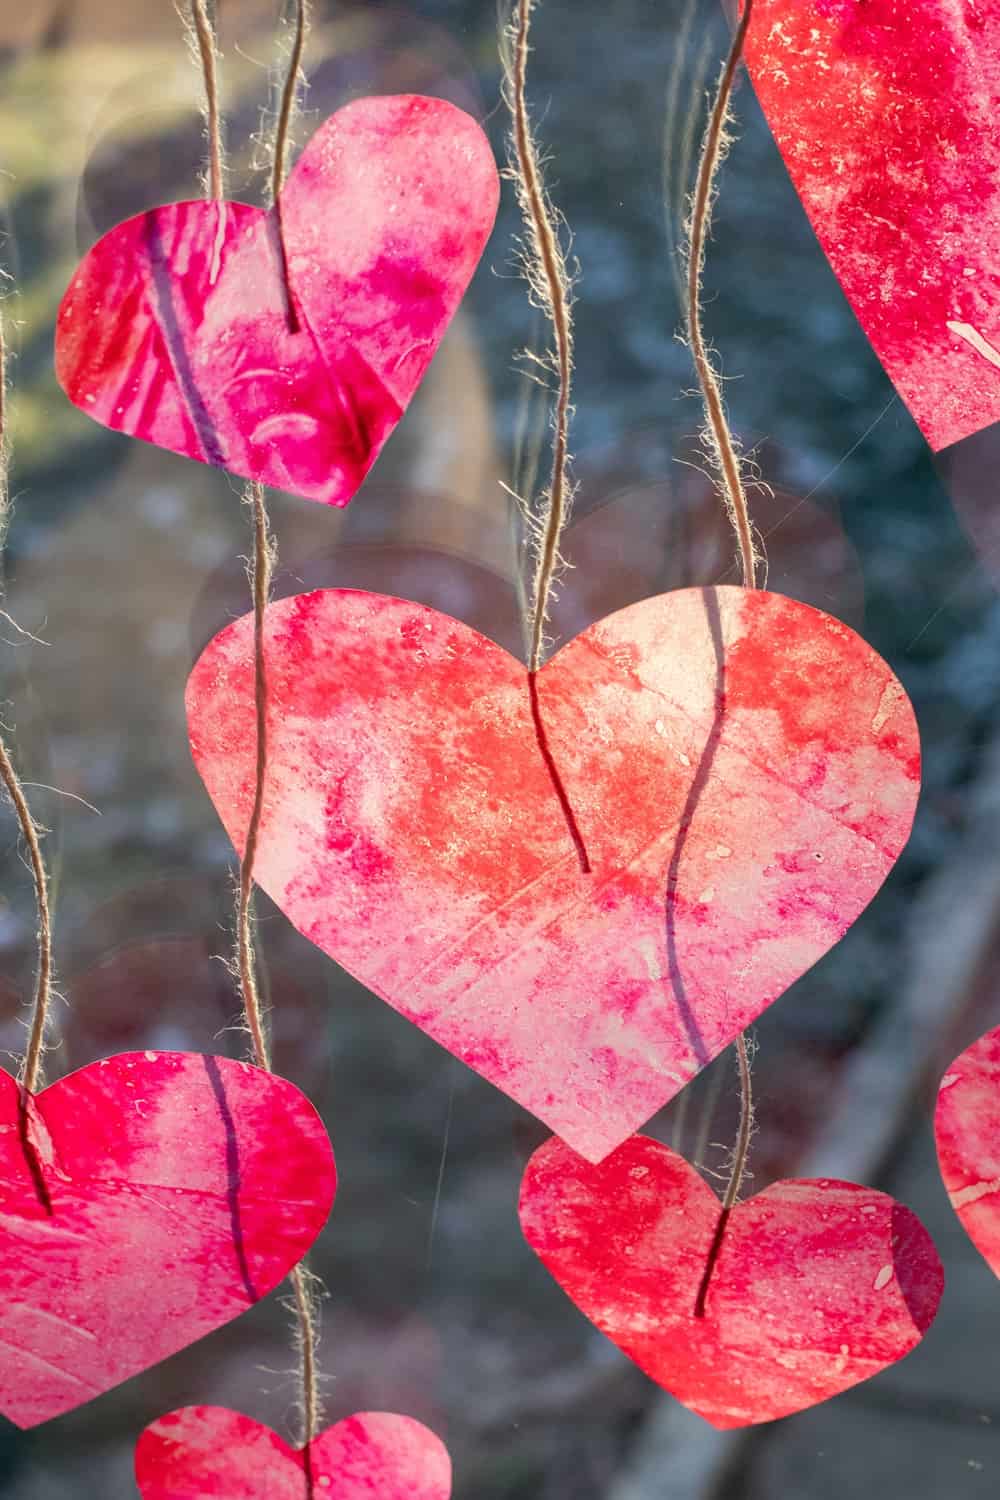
[186,585,919,1162]
[935,1024,1000,1279]
[744,0,1000,451]
[0,1051,335,1427]
[55,95,499,504]
[135,1407,451,1498]
[520,1134,943,1427]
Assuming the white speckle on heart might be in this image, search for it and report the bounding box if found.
[871,678,904,736]
[873,1264,893,1292]
[637,939,663,982]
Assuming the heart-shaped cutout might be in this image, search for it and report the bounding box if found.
[520,1134,943,1427]
[135,1406,451,1498]
[186,585,919,1161]
[935,1024,1000,1278]
[0,1051,335,1428]
[744,0,1000,452]
[55,95,500,504]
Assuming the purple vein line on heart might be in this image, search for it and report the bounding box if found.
[202,1054,258,1305]
[143,210,227,468]
[663,586,726,1071]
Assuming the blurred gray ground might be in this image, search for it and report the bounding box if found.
[0,0,999,1496]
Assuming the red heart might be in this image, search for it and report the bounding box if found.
[186,585,919,1162]
[744,0,1000,452]
[935,1024,1000,1277]
[135,1406,451,1498]
[55,95,499,504]
[0,1051,335,1428]
[520,1134,943,1427]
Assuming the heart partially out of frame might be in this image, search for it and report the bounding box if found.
[56,94,499,504]
[935,1023,1000,1281]
[186,585,920,1162]
[520,1134,943,1427]
[135,1407,452,1499]
[0,1051,335,1428]
[744,0,1000,452]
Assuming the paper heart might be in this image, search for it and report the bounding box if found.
[0,1051,335,1428]
[135,1406,452,1498]
[186,585,919,1162]
[743,0,1000,452]
[935,1024,1000,1278]
[55,95,499,504]
[520,1134,943,1427]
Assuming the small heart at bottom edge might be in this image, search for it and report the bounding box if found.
[135,1406,452,1498]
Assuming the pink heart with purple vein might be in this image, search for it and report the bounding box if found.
[187,585,920,1162]
[56,94,499,505]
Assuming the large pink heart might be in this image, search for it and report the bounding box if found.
[135,1407,451,1498]
[55,95,499,504]
[520,1135,943,1427]
[186,586,919,1161]
[0,1051,335,1428]
[744,0,1000,452]
[935,1024,1000,1279]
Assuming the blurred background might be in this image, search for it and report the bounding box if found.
[1,0,999,1494]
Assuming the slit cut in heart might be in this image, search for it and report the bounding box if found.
[186,585,920,1161]
[0,1051,336,1428]
[135,1406,452,1499]
[519,1134,944,1428]
[55,94,500,504]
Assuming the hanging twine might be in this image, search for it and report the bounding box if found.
[187,0,321,1446]
[682,0,758,1294]
[0,267,55,1094]
[184,0,226,202]
[271,0,309,207]
[684,0,760,590]
[502,0,591,877]
[236,478,275,1074]
[502,0,576,675]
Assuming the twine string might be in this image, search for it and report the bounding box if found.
[502,0,589,877]
[0,274,54,1095]
[271,0,310,330]
[237,479,274,1074]
[503,0,576,676]
[187,0,320,1449]
[187,0,226,202]
[693,1034,753,1316]
[272,0,309,206]
[7,737,53,1096]
[684,0,759,590]
[682,0,758,1302]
